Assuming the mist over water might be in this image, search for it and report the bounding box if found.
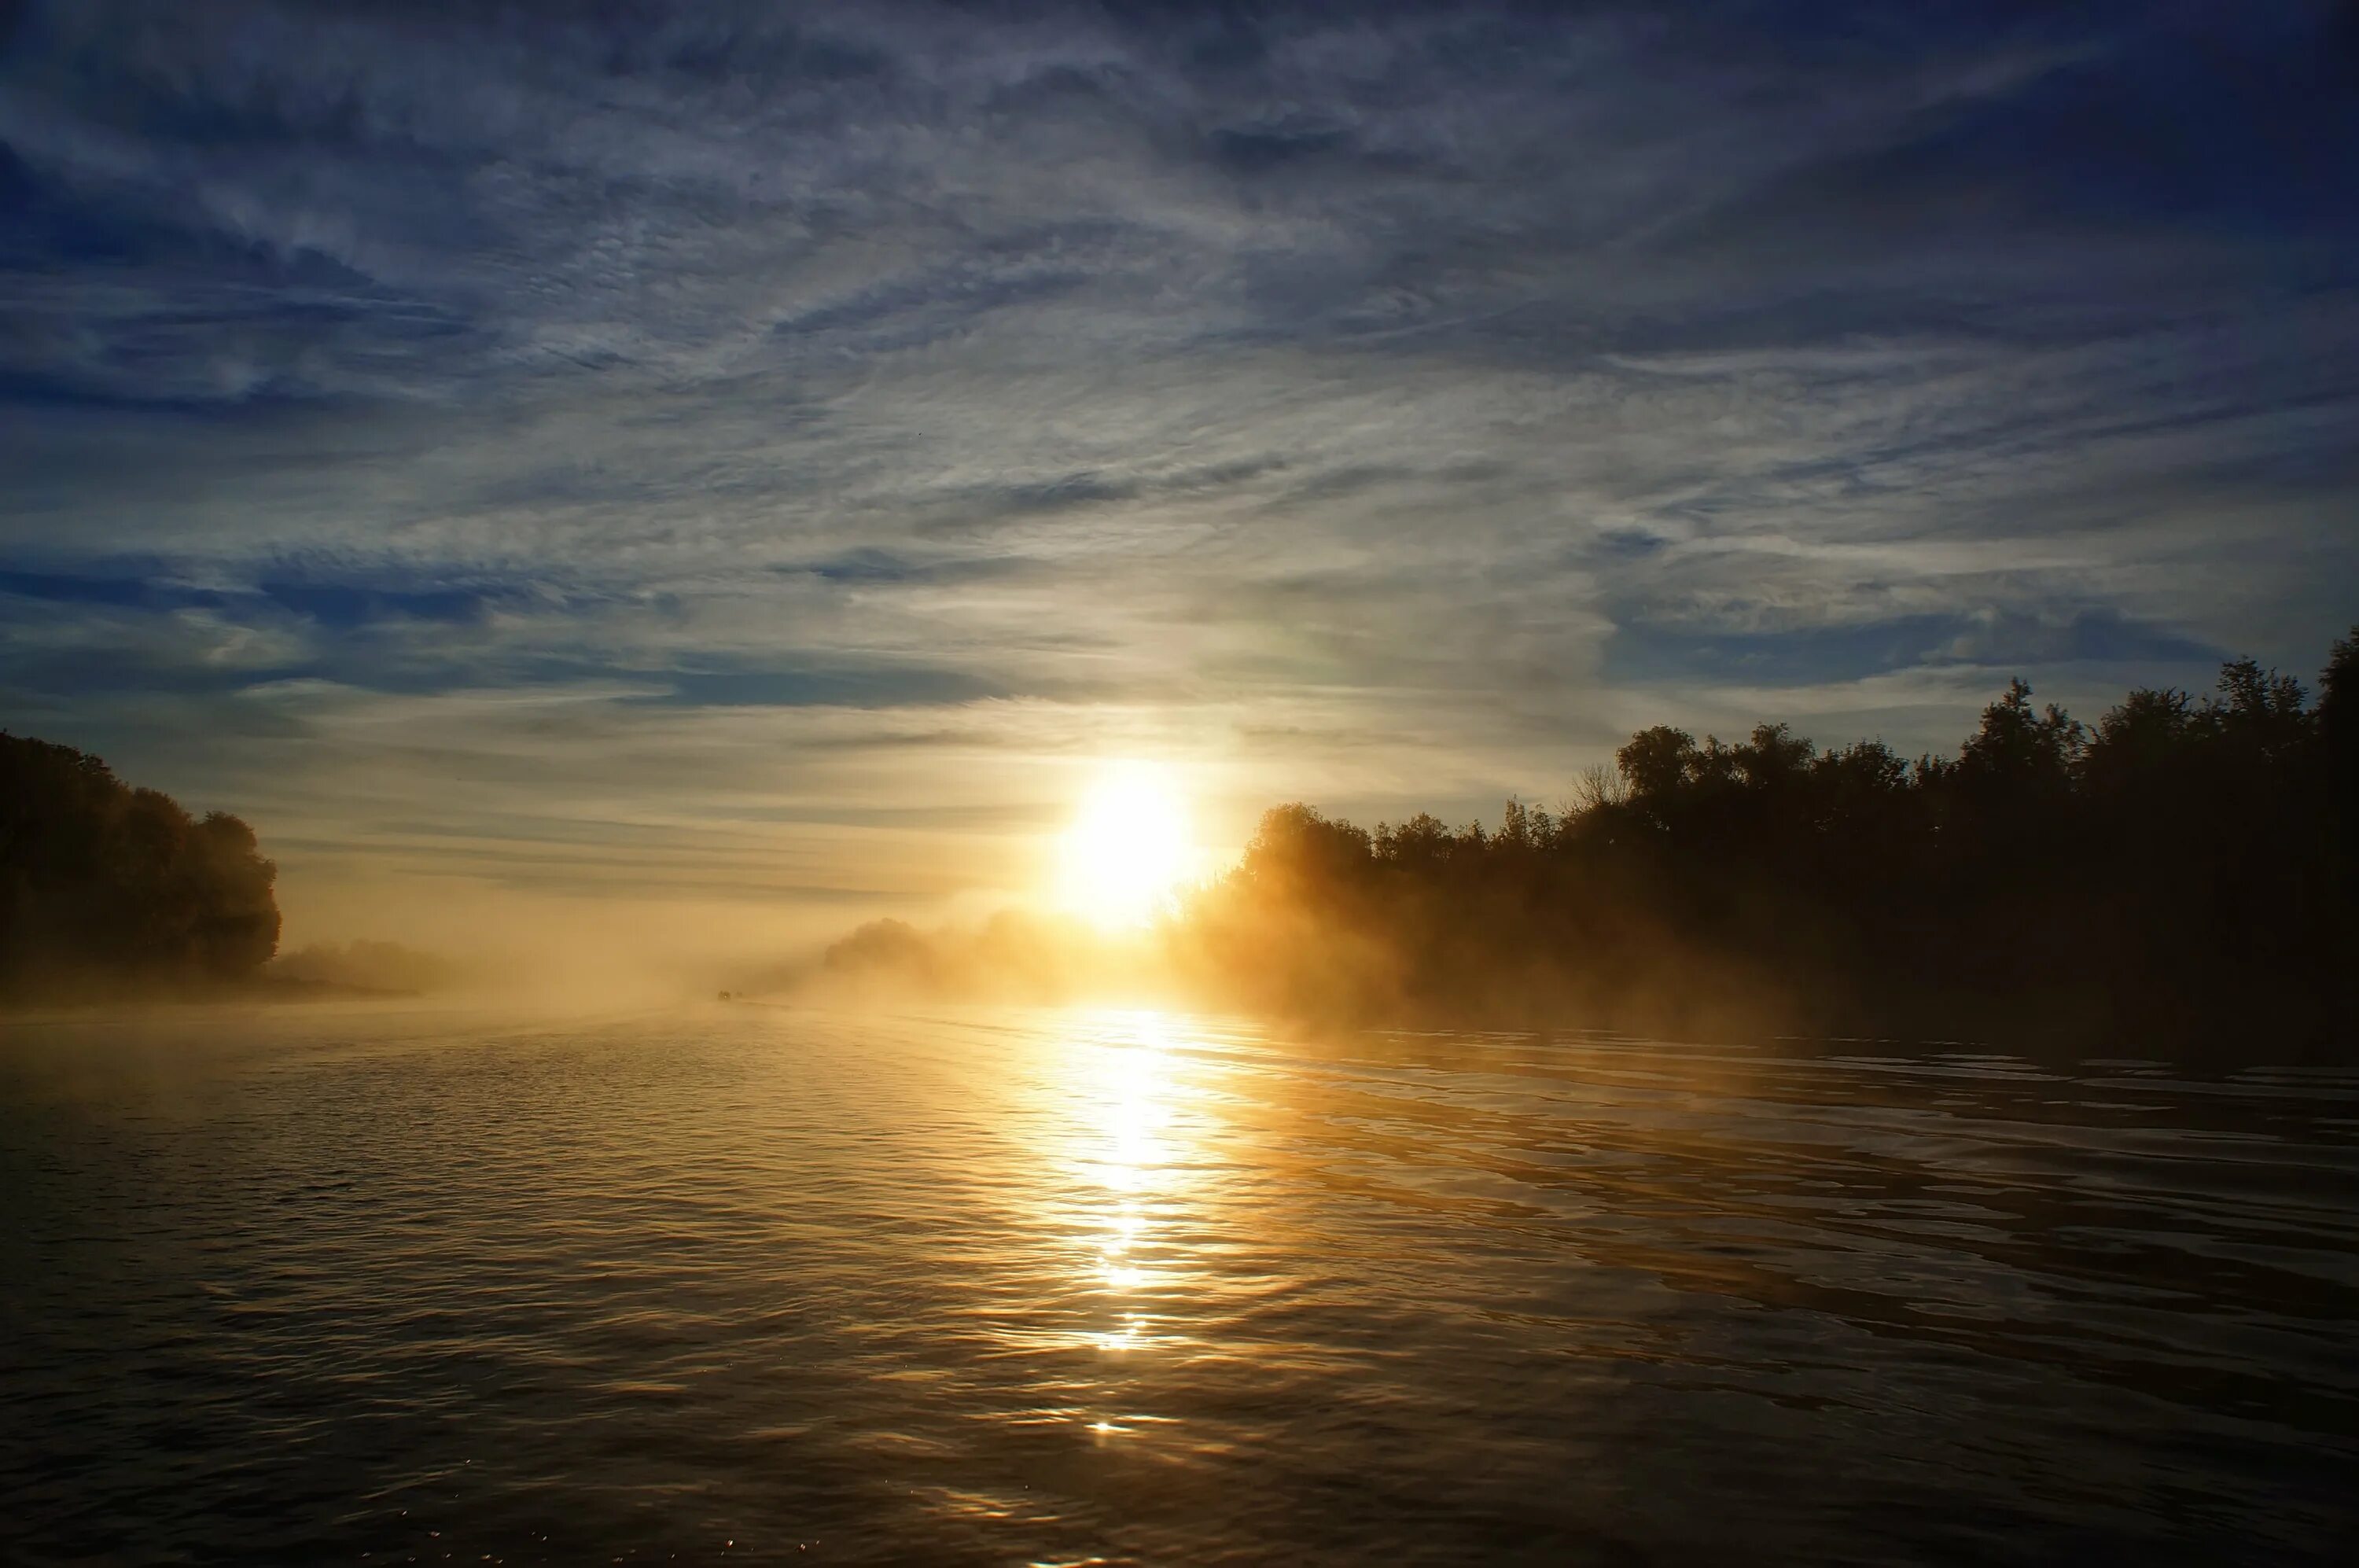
[5,1006,2356,1564]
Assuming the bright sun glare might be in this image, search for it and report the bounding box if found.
[1058,763,1193,929]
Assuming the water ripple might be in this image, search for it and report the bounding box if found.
[3,1005,2356,1565]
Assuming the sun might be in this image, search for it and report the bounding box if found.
[1058,762,1194,929]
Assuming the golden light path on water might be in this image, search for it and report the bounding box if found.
[1067,1009,1185,1441]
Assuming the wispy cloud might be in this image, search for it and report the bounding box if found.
[2,1,2353,930]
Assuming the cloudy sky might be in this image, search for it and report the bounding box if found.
[4,1,2355,957]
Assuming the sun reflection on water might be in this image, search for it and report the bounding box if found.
[1060,1008,1194,1435]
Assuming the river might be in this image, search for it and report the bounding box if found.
[4,1003,2354,1563]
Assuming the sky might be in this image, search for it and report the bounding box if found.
[3,1,2356,963]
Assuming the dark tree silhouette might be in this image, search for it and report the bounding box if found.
[1176,631,2359,1054]
[1,734,280,995]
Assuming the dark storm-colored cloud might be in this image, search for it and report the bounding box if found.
[1,0,2353,898]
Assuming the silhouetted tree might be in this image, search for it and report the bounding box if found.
[1176,631,2359,1054]
[2321,631,2359,912]
[0,734,281,994]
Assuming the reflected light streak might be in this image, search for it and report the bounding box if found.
[1059,1009,1196,1433]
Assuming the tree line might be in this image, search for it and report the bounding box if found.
[1169,631,2359,1051]
[1,733,281,997]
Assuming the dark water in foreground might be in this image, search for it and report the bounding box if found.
[3,1007,2357,1566]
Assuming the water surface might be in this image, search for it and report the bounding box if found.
[4,1005,2356,1564]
